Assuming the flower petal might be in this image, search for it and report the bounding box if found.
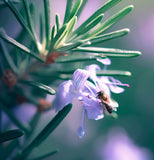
[52,80,73,112]
[99,76,124,94]
[86,64,101,72]
[72,69,89,91]
[83,97,104,120]
[99,81,111,97]
[109,85,125,93]
[97,57,111,65]
[86,64,100,83]
[83,81,98,96]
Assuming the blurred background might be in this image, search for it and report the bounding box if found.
[0,0,154,159]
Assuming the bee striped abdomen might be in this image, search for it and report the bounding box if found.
[104,103,113,114]
[97,90,113,114]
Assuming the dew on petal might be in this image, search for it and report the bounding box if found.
[77,126,85,138]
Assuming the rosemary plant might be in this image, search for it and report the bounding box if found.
[0,0,141,159]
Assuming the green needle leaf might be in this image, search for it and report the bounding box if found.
[1,140,19,160]
[44,0,51,48]
[29,2,35,25]
[57,41,83,52]
[49,24,67,51]
[0,109,1,133]
[58,74,72,80]
[66,0,83,23]
[76,0,87,18]
[86,28,129,45]
[0,0,20,7]
[65,16,77,39]
[23,0,38,41]
[31,71,72,80]
[0,129,24,143]
[90,5,134,37]
[3,0,36,43]
[51,25,56,41]
[72,47,141,57]
[96,70,131,76]
[27,113,41,138]
[19,80,56,95]
[0,40,18,74]
[64,0,74,23]
[17,104,72,160]
[57,70,75,74]
[40,14,44,43]
[28,150,59,160]
[77,14,104,36]
[0,29,44,62]
[55,53,105,63]
[74,0,121,34]
[55,14,61,33]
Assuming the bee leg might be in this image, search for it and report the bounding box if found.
[103,106,106,112]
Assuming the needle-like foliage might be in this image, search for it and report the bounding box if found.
[0,0,141,159]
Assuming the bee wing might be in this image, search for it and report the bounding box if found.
[110,98,119,109]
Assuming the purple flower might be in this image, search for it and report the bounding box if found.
[82,96,104,120]
[52,65,129,138]
[2,103,36,131]
[97,57,111,66]
[86,64,129,95]
[52,68,104,137]
[52,69,90,112]
[97,127,153,160]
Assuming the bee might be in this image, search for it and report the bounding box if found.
[97,90,113,114]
